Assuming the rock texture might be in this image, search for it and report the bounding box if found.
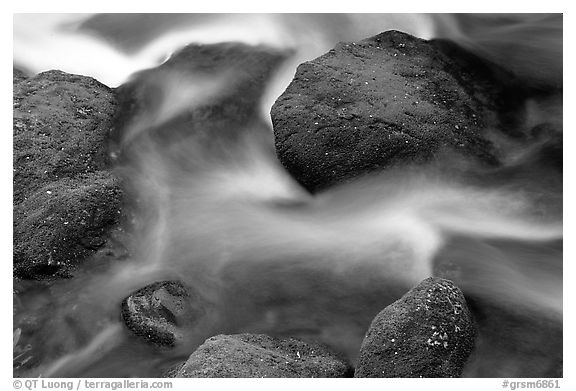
[121,281,209,347]
[169,333,352,378]
[13,70,122,278]
[271,30,523,192]
[114,42,287,147]
[13,67,29,85]
[355,277,476,378]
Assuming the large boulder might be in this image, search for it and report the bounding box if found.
[13,70,122,278]
[169,333,352,378]
[121,281,210,347]
[271,30,524,192]
[355,277,476,377]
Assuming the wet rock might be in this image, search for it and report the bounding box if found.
[13,70,122,278]
[13,174,122,278]
[271,30,524,192]
[121,281,208,347]
[13,70,118,203]
[13,67,29,85]
[114,42,287,147]
[355,277,476,378]
[169,333,352,378]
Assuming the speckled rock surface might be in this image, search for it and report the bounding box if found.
[13,173,122,278]
[169,333,352,378]
[271,30,522,192]
[355,277,476,377]
[13,67,29,85]
[122,281,209,347]
[13,70,122,278]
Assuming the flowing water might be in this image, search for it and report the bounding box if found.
[13,13,562,378]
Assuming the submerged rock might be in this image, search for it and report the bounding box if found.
[271,30,524,192]
[112,42,291,214]
[169,333,352,378]
[114,42,287,147]
[13,70,122,279]
[121,281,209,347]
[355,277,476,377]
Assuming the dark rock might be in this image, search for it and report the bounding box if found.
[13,70,118,203]
[169,333,352,378]
[13,67,29,85]
[13,174,122,278]
[13,70,122,278]
[355,277,476,378]
[121,281,209,347]
[271,30,523,192]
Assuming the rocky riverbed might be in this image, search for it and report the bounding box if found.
[13,29,562,378]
